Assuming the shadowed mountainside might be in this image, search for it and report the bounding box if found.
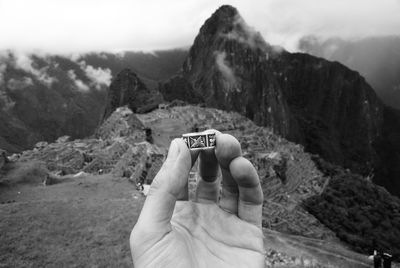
[102,69,162,121]
[0,49,186,152]
[0,52,108,153]
[160,5,400,197]
[299,36,400,109]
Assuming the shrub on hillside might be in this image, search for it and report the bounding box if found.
[304,172,400,261]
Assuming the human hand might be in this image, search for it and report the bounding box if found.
[130,132,265,267]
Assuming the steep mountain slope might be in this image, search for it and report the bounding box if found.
[0,49,185,153]
[160,5,400,196]
[160,5,290,136]
[374,107,400,198]
[102,69,162,121]
[272,52,383,174]
[299,36,400,109]
[0,52,108,152]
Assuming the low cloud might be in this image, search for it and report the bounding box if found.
[239,0,400,51]
[215,51,236,84]
[79,61,112,89]
[67,70,89,92]
[223,14,267,51]
[12,52,57,86]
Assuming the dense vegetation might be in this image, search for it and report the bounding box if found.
[304,156,400,261]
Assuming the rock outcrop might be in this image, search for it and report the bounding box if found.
[160,5,399,195]
[273,52,383,174]
[102,69,162,121]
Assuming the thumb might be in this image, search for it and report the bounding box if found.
[153,138,192,197]
[134,139,191,231]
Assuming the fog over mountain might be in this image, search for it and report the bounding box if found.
[299,36,400,109]
[0,49,187,152]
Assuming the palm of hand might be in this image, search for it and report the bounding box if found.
[130,133,265,268]
[132,201,264,268]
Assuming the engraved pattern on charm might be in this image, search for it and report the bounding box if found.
[182,132,216,150]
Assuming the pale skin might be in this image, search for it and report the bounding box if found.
[130,131,265,268]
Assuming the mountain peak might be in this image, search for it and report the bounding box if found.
[116,68,139,78]
[163,6,389,195]
[213,5,239,19]
[198,5,240,37]
[102,68,161,121]
[195,5,268,52]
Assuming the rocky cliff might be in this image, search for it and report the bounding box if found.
[102,69,162,121]
[160,5,396,194]
[272,52,383,174]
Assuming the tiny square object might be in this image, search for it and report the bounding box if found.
[182,132,216,150]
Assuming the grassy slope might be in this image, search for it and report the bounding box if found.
[0,173,377,268]
[0,175,144,268]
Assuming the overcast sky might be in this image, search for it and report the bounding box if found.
[1,0,400,53]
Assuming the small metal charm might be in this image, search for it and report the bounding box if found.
[182,132,216,150]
